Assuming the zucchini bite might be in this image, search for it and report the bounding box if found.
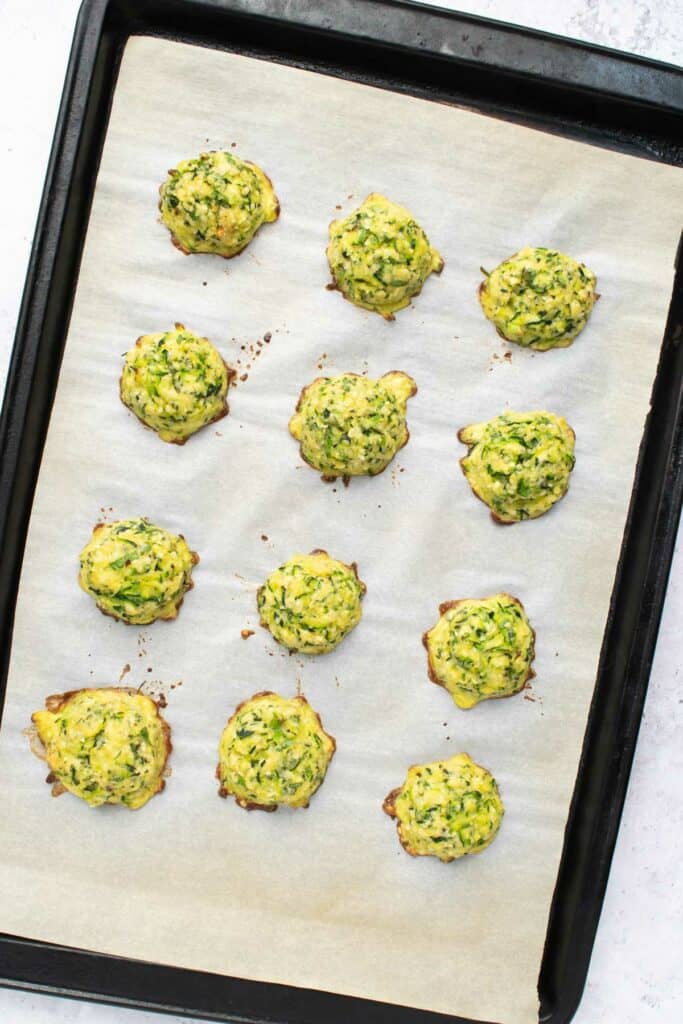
[424,594,535,709]
[479,246,597,350]
[289,371,416,481]
[32,688,171,810]
[326,193,443,319]
[217,691,335,811]
[120,323,234,444]
[159,150,279,258]
[78,518,198,624]
[257,549,366,655]
[458,410,576,523]
[383,753,504,862]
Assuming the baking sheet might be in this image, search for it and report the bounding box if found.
[0,36,681,1024]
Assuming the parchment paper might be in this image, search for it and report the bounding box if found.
[0,37,681,1024]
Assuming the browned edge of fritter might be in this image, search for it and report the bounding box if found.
[290,371,417,484]
[157,157,280,258]
[216,689,336,811]
[83,522,199,625]
[381,782,423,859]
[422,594,536,703]
[256,548,367,644]
[382,785,400,820]
[33,686,172,803]
[119,325,236,445]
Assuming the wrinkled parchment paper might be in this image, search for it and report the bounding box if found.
[0,37,681,1024]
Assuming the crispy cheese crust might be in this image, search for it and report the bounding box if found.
[257,549,366,655]
[217,691,335,810]
[32,688,171,809]
[159,150,279,258]
[479,246,597,350]
[383,753,504,861]
[423,594,535,709]
[120,324,234,444]
[326,193,443,319]
[458,410,576,523]
[289,371,416,480]
[78,518,199,624]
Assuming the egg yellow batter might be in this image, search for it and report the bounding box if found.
[120,324,233,443]
[257,550,365,655]
[78,518,198,624]
[289,371,416,479]
[159,150,279,257]
[479,246,597,350]
[32,688,171,809]
[459,410,576,523]
[424,594,535,708]
[383,753,504,861]
[217,692,335,810]
[326,193,443,318]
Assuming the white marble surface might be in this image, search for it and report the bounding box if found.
[0,1,680,1022]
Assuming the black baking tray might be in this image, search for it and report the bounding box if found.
[0,1,681,1022]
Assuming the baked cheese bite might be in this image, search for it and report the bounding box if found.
[479,246,598,350]
[31,688,171,810]
[424,594,535,709]
[159,150,279,258]
[326,193,443,319]
[78,517,198,624]
[217,691,335,811]
[289,371,416,481]
[120,323,234,444]
[458,410,575,523]
[383,752,504,862]
[257,549,365,655]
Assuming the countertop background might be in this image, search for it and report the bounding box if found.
[0,1,680,1023]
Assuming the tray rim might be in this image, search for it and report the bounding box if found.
[0,2,681,1023]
